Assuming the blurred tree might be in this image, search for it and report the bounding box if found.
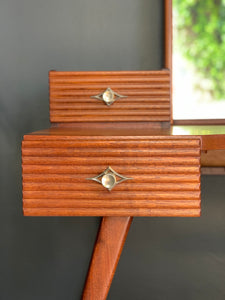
[174,0,225,100]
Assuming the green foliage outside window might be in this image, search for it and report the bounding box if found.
[173,0,225,100]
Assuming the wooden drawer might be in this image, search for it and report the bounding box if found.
[49,70,171,123]
[22,135,201,217]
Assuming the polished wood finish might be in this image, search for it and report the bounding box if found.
[22,133,201,217]
[82,217,132,300]
[22,124,225,217]
[165,0,173,124]
[201,150,225,167]
[24,125,225,150]
[164,0,172,70]
[49,70,171,123]
[22,1,225,298]
[171,125,225,150]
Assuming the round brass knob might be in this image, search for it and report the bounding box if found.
[101,173,116,190]
[91,88,127,106]
[102,89,114,105]
[87,166,132,191]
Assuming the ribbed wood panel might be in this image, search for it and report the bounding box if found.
[22,135,201,216]
[49,70,171,123]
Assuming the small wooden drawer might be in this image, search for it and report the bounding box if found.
[22,134,201,217]
[49,70,171,123]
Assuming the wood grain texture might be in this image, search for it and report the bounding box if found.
[201,150,225,167]
[49,70,171,123]
[25,125,225,150]
[164,0,173,124]
[22,135,201,217]
[164,0,172,70]
[82,216,132,300]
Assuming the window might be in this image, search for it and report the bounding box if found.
[170,0,225,121]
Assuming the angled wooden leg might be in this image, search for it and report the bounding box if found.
[82,216,133,300]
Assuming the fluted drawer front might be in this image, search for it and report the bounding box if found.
[49,70,171,123]
[22,136,201,217]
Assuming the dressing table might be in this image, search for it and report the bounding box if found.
[22,1,225,299]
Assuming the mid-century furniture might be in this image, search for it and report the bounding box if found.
[22,1,225,299]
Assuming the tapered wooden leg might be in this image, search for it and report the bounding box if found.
[82,216,133,300]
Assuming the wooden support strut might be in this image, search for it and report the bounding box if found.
[82,217,133,300]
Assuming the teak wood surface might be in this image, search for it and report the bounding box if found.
[22,100,225,300]
[21,2,225,295]
[22,132,201,217]
[49,70,171,123]
[82,217,132,300]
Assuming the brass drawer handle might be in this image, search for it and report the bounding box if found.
[87,166,132,191]
[91,87,127,106]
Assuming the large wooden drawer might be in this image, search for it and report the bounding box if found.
[22,135,201,217]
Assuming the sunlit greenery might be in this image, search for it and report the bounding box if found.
[173,0,225,100]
